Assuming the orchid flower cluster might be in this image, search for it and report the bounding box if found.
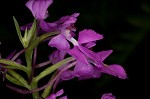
[0,0,127,99]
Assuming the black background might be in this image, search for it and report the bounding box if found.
[0,0,149,99]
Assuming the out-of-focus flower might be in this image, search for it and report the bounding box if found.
[26,0,53,20]
[46,89,67,99]
[101,93,116,99]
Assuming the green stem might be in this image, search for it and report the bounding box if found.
[30,80,39,99]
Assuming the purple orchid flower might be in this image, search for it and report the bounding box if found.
[43,13,79,50]
[48,29,103,79]
[101,93,116,99]
[55,29,127,80]
[26,0,53,20]
[67,29,104,77]
[46,89,67,99]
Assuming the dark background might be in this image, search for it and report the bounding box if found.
[0,0,149,99]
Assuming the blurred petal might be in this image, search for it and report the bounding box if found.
[59,96,67,99]
[40,20,58,32]
[63,13,80,27]
[79,67,102,80]
[101,93,116,99]
[67,46,87,63]
[20,23,32,31]
[74,61,94,77]
[78,29,103,44]
[26,0,53,20]
[98,50,113,61]
[46,89,65,99]
[84,42,96,48]
[78,45,103,67]
[102,64,127,79]
[55,89,64,97]
[49,50,67,64]
[48,34,70,50]
[46,94,55,99]
[61,70,75,80]
[40,13,79,32]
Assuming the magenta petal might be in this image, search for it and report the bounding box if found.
[59,96,68,99]
[63,13,80,26]
[48,34,70,50]
[78,29,103,44]
[102,64,127,79]
[46,89,64,99]
[26,0,53,20]
[101,93,116,99]
[61,70,75,80]
[20,23,32,31]
[40,20,58,32]
[79,67,102,80]
[84,42,96,48]
[49,50,67,64]
[46,94,55,99]
[98,50,113,61]
[78,45,103,67]
[67,46,88,63]
[74,61,94,77]
[55,89,64,97]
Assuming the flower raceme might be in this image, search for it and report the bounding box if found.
[0,0,128,99]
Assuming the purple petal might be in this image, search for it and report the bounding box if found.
[48,34,70,50]
[79,67,102,80]
[78,29,103,44]
[26,0,53,20]
[46,89,64,99]
[49,50,67,64]
[40,20,58,32]
[59,96,67,99]
[55,89,64,97]
[74,61,94,77]
[46,94,55,99]
[84,42,96,48]
[97,50,113,61]
[101,64,127,79]
[78,45,103,67]
[61,70,75,80]
[40,13,79,32]
[101,93,116,99]
[67,46,88,63]
[20,23,32,31]
[63,13,80,27]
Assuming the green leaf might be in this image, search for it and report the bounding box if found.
[41,72,57,98]
[22,19,37,48]
[7,70,31,90]
[34,57,74,82]
[6,74,29,88]
[13,16,24,47]
[0,58,28,73]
